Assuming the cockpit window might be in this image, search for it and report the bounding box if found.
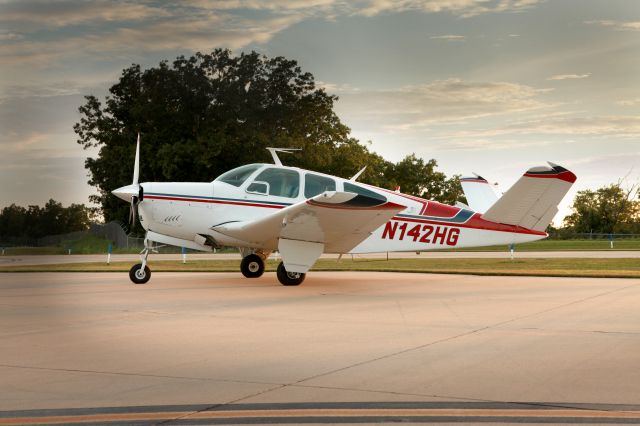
[215,164,262,187]
[305,173,336,198]
[251,168,300,198]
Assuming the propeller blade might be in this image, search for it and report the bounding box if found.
[129,196,138,226]
[132,133,140,185]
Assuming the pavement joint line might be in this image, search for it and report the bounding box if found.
[276,280,640,389]
[0,364,284,388]
[502,327,640,336]
[157,384,290,425]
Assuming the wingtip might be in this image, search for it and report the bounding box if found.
[524,162,576,183]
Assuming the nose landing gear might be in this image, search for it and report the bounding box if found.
[129,239,153,284]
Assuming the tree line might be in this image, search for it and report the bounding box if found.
[559,182,640,235]
[0,200,95,243]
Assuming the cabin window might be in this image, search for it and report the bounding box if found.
[215,164,262,187]
[304,173,336,198]
[251,168,300,198]
[343,182,387,202]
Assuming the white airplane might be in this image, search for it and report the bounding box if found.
[113,135,576,285]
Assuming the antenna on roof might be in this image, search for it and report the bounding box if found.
[266,147,301,166]
[350,166,367,181]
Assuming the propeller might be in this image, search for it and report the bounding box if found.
[112,133,144,227]
[129,133,143,227]
[129,185,144,226]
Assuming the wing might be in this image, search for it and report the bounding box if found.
[211,191,405,272]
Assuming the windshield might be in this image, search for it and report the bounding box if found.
[215,164,262,187]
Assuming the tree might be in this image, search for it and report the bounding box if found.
[563,182,640,234]
[75,49,463,222]
[0,200,94,242]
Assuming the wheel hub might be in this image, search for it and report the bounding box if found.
[248,262,260,273]
[135,269,146,279]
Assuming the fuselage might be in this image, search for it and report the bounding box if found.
[132,163,546,253]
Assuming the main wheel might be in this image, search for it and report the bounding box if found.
[276,261,305,286]
[129,263,151,284]
[241,254,265,278]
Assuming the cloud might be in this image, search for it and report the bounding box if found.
[0,0,170,29]
[0,12,304,65]
[189,0,339,11]
[585,20,640,31]
[354,0,541,17]
[447,115,640,139]
[0,0,545,69]
[443,138,557,151]
[0,31,23,41]
[334,78,552,134]
[430,34,466,41]
[547,73,591,81]
[616,98,640,107]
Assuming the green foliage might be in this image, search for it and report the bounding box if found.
[62,234,113,254]
[0,200,95,242]
[75,49,463,222]
[563,183,640,234]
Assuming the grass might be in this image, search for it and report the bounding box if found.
[2,257,640,278]
[447,239,640,252]
[3,238,639,256]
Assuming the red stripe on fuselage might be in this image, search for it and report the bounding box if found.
[393,213,547,236]
[144,195,284,209]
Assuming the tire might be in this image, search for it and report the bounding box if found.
[241,254,265,278]
[129,263,151,284]
[276,261,305,286]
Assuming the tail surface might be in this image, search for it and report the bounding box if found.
[481,163,576,232]
[460,174,499,213]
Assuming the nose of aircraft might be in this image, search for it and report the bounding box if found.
[112,184,140,202]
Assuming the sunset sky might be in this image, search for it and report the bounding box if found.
[1,0,639,223]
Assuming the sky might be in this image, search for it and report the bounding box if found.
[1,0,639,224]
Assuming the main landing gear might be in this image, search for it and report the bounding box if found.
[240,254,265,278]
[239,250,305,285]
[129,240,153,284]
[276,261,305,286]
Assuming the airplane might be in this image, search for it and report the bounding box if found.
[112,135,576,286]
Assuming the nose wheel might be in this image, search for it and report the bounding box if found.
[240,254,265,278]
[276,261,305,286]
[129,263,151,284]
[129,238,153,284]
